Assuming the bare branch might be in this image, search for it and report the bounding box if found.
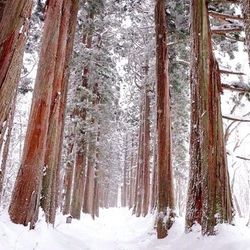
[212,27,243,35]
[209,0,241,3]
[222,115,250,122]
[220,69,245,75]
[236,156,250,161]
[221,83,250,93]
[209,11,244,21]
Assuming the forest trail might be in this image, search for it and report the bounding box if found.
[1,208,250,250]
[0,208,156,250]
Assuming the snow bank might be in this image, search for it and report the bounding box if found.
[1,208,250,250]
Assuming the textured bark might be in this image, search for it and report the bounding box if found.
[128,135,135,209]
[155,0,175,239]
[132,132,141,215]
[70,148,86,219]
[74,6,95,217]
[82,126,96,217]
[41,0,79,224]
[62,139,75,215]
[0,0,7,21]
[185,0,234,236]
[150,146,157,212]
[142,83,150,217]
[0,0,32,138]
[8,0,65,227]
[133,103,144,217]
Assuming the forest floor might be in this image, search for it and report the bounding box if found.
[1,207,250,250]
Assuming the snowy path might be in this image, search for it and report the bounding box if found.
[1,208,250,250]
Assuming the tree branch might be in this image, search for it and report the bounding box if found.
[221,83,250,93]
[236,156,250,161]
[211,27,243,34]
[209,0,241,3]
[209,11,244,21]
[222,115,250,122]
[220,69,245,75]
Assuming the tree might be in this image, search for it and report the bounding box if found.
[8,0,76,228]
[185,0,234,236]
[41,0,79,224]
[0,0,32,143]
[155,0,175,239]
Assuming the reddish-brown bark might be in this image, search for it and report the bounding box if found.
[0,0,32,138]
[142,82,150,217]
[155,0,175,239]
[70,147,86,219]
[8,0,65,227]
[133,103,144,216]
[185,0,233,235]
[41,0,79,224]
[128,135,135,209]
[82,125,96,217]
[62,138,75,215]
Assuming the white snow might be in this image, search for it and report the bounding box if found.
[1,208,250,250]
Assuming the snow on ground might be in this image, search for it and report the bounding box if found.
[1,208,250,250]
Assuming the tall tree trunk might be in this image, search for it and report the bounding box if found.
[185,0,233,236]
[41,0,79,225]
[62,136,75,215]
[150,146,157,212]
[8,0,65,228]
[0,0,32,139]
[70,145,87,219]
[128,135,135,209]
[155,0,175,239]
[142,82,150,217]
[82,124,96,217]
[133,102,144,217]
[93,127,101,217]
[122,136,128,207]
